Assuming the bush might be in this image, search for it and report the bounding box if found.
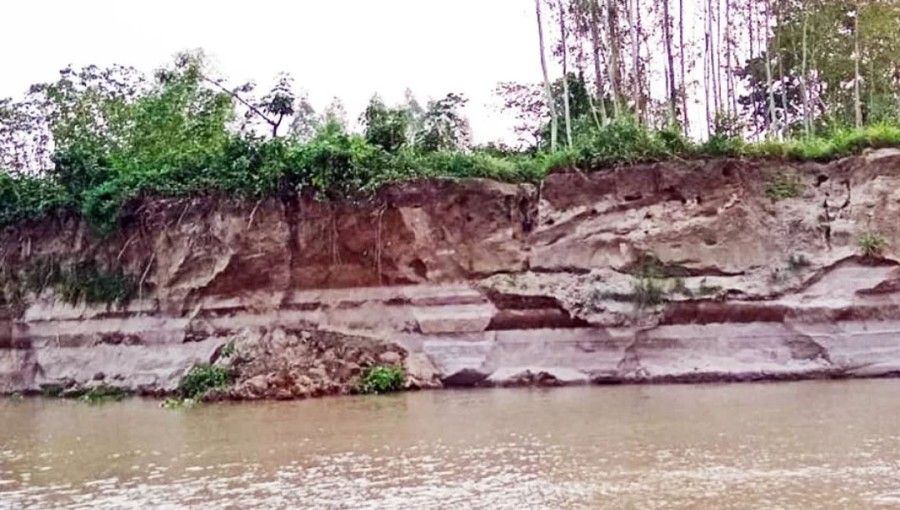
[358,365,405,394]
[574,117,671,166]
[178,364,233,399]
[0,173,72,226]
[79,385,127,404]
[858,232,888,258]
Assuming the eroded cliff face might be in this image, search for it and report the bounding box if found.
[3,150,900,397]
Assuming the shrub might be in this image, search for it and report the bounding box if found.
[0,173,73,226]
[858,232,888,258]
[79,385,127,404]
[178,364,233,400]
[358,365,405,394]
[575,117,670,167]
[697,278,722,296]
[632,277,667,309]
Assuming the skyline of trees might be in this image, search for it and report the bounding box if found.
[513,0,900,147]
[2,0,900,172]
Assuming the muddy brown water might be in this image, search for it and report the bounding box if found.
[2,380,900,509]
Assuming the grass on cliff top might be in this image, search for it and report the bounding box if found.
[2,117,899,235]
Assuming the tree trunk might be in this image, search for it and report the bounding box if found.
[748,0,758,139]
[801,4,811,136]
[679,0,689,133]
[764,0,777,137]
[558,0,573,147]
[535,0,559,151]
[714,0,723,113]
[776,0,789,137]
[663,0,677,124]
[854,0,863,128]
[590,0,609,123]
[628,0,641,122]
[725,0,736,116]
[608,0,622,118]
[707,0,720,117]
[704,0,713,132]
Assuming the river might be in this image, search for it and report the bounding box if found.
[2,380,900,509]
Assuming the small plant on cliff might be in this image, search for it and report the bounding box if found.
[79,385,127,404]
[631,254,668,309]
[178,364,233,400]
[765,173,803,201]
[697,278,723,297]
[670,277,693,298]
[23,258,136,308]
[632,277,667,309]
[219,341,237,359]
[358,366,405,395]
[858,233,888,258]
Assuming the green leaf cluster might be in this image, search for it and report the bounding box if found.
[178,364,233,400]
[358,365,405,395]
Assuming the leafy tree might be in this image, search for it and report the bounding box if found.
[321,97,348,131]
[361,95,412,153]
[257,73,296,137]
[288,92,318,141]
[495,81,548,149]
[415,93,471,152]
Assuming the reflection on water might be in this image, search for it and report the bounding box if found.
[3,380,900,509]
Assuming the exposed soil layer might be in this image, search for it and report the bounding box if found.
[3,150,900,397]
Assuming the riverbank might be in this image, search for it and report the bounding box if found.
[4,150,900,399]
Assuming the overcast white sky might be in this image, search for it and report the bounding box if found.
[1,0,546,143]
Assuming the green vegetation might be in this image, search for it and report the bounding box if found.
[1,50,899,236]
[670,277,693,298]
[858,232,888,258]
[631,277,667,309]
[219,341,237,359]
[357,366,405,395]
[79,385,127,404]
[697,279,723,297]
[177,363,233,400]
[162,397,197,409]
[21,259,135,307]
[765,173,803,201]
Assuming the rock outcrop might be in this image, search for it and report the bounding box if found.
[3,150,900,397]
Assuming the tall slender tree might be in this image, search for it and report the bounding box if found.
[608,0,623,117]
[558,0,574,146]
[854,0,863,128]
[628,0,642,122]
[589,0,609,123]
[763,0,777,136]
[662,0,678,123]
[535,0,559,151]
[678,0,689,132]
